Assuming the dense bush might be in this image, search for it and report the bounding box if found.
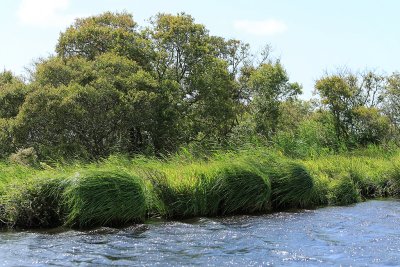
[1,12,399,160]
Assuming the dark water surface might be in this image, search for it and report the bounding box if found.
[1,200,399,266]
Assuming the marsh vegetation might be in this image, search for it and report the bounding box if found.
[0,148,399,229]
[1,12,400,229]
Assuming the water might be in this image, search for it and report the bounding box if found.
[0,200,399,266]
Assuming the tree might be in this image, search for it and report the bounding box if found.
[382,73,400,144]
[315,70,388,146]
[146,12,242,149]
[12,84,128,159]
[185,58,239,142]
[352,106,390,145]
[148,13,210,84]
[56,12,151,68]
[276,100,314,134]
[0,71,29,119]
[315,75,353,142]
[248,62,302,138]
[2,11,314,159]
[33,56,93,88]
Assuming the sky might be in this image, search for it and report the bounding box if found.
[1,0,399,98]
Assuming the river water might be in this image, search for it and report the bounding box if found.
[0,200,399,266]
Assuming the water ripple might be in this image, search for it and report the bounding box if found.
[1,200,400,266]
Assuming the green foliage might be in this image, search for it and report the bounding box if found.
[0,71,28,119]
[273,111,338,158]
[303,151,400,202]
[185,58,239,142]
[56,11,151,67]
[249,62,302,138]
[0,118,14,158]
[12,84,128,159]
[1,177,66,228]
[352,106,390,145]
[382,73,400,144]
[6,11,254,159]
[148,170,215,218]
[266,162,318,209]
[149,159,271,218]
[0,149,400,229]
[64,170,146,228]
[1,11,400,160]
[213,165,271,215]
[147,12,242,149]
[33,56,93,87]
[315,70,389,147]
[329,174,361,206]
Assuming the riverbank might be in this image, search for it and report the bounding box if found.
[0,148,399,229]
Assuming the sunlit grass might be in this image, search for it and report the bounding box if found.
[0,148,400,229]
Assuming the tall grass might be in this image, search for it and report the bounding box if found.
[149,159,271,218]
[0,147,399,229]
[64,170,147,228]
[1,177,66,228]
[303,152,400,204]
[269,162,318,209]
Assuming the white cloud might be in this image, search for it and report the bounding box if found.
[17,0,76,28]
[233,19,287,36]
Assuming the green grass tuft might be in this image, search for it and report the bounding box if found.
[63,170,146,228]
[212,164,271,215]
[268,162,317,209]
[1,177,66,228]
[328,173,362,205]
[149,159,271,218]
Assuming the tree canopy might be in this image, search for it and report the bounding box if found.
[0,12,398,160]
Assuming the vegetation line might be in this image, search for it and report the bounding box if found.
[0,148,399,229]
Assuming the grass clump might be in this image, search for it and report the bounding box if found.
[303,153,400,203]
[1,177,66,228]
[268,162,317,209]
[9,147,39,167]
[148,169,212,218]
[213,164,271,215]
[63,170,146,228]
[149,158,271,218]
[328,173,361,205]
[385,161,400,197]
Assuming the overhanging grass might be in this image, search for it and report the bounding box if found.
[0,148,400,229]
[328,174,361,205]
[149,159,271,218]
[1,177,66,228]
[63,170,147,228]
[303,153,400,204]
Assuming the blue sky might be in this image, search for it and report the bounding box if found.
[1,0,399,98]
